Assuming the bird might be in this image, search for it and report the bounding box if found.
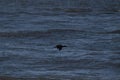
[55,44,67,51]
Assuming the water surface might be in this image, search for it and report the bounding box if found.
[0,0,120,80]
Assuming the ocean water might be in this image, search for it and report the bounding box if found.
[0,0,120,80]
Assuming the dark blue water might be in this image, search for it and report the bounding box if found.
[0,0,120,80]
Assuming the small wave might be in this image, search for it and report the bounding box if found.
[105,30,120,34]
[0,31,50,38]
[0,11,38,16]
[0,56,10,61]
[0,12,16,16]
[0,76,40,80]
[0,29,84,38]
[64,8,92,13]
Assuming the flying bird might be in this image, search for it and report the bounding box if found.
[55,44,67,51]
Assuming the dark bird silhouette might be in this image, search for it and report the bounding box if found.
[55,44,67,51]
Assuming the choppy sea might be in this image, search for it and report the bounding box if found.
[0,0,120,80]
